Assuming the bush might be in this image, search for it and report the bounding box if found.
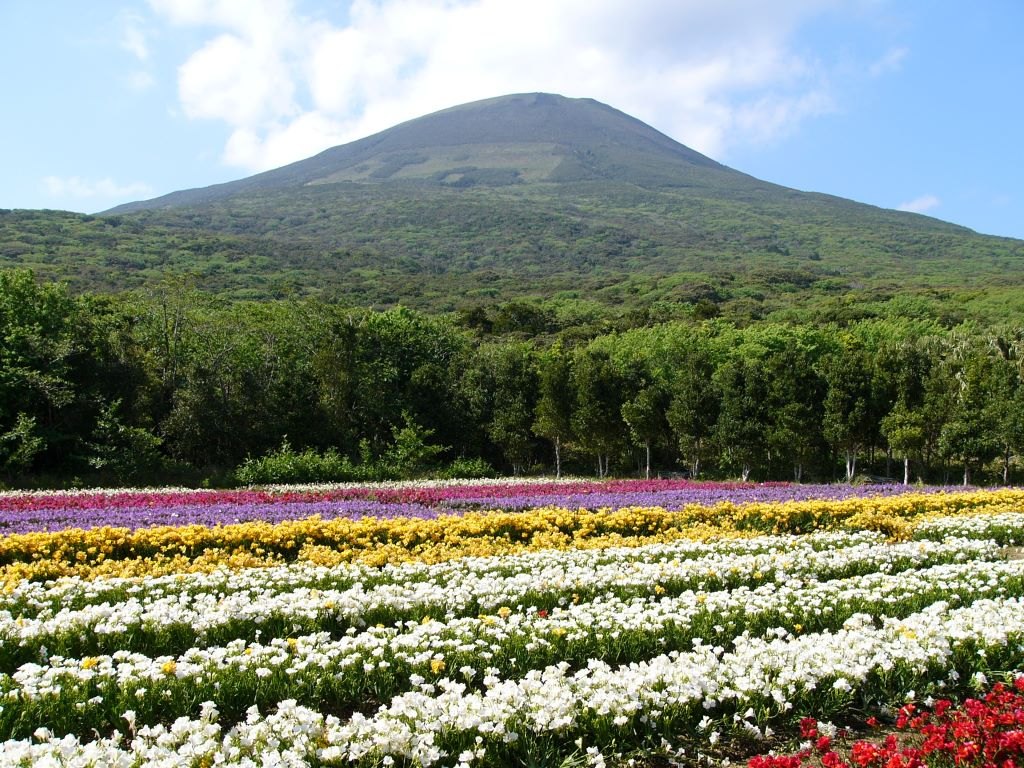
[437,457,495,480]
[235,441,357,485]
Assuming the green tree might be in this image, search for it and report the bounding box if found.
[712,357,769,482]
[0,270,89,476]
[481,343,538,475]
[876,338,932,484]
[666,345,719,478]
[0,414,44,478]
[759,335,826,482]
[86,399,165,484]
[986,335,1024,484]
[881,402,925,485]
[938,348,1001,485]
[621,383,668,480]
[533,344,574,478]
[820,342,875,482]
[570,347,624,478]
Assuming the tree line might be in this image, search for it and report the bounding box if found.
[2,269,1023,488]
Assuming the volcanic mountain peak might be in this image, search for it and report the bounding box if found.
[107,92,761,213]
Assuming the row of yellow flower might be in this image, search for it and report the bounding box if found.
[1,489,1021,588]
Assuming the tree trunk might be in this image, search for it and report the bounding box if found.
[554,437,561,479]
[963,463,970,487]
[691,456,700,479]
[903,456,910,486]
[741,463,751,482]
[793,463,803,483]
[845,450,857,483]
[644,440,651,480]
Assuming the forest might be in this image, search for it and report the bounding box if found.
[3,267,1023,488]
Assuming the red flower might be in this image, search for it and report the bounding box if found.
[851,741,884,767]
[750,680,1024,768]
[800,717,819,739]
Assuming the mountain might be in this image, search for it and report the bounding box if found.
[107,92,759,212]
[3,92,1023,322]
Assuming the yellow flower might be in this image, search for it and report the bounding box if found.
[161,660,178,676]
[430,658,446,674]
[497,606,512,619]
[81,657,99,670]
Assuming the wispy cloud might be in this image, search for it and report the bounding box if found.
[897,194,941,214]
[42,176,154,201]
[869,46,908,77]
[119,11,151,61]
[116,11,156,94]
[147,0,848,172]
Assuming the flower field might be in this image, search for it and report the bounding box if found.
[2,480,1024,766]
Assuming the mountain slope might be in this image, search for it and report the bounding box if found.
[2,93,1023,322]
[107,93,760,213]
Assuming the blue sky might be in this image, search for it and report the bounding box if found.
[2,1,1021,240]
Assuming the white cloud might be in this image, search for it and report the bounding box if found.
[869,46,908,77]
[42,176,155,201]
[223,112,350,169]
[177,32,298,126]
[147,0,857,172]
[148,0,296,40]
[897,194,941,214]
[116,11,157,94]
[119,11,151,61]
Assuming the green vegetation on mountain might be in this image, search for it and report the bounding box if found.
[0,93,1021,325]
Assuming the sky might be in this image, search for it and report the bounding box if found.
[2,1,1022,240]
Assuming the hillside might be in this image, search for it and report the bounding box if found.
[2,93,1023,322]
[106,92,753,210]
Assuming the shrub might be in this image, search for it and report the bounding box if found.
[234,441,356,485]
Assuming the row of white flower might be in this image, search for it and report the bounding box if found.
[4,557,1020,740]
[3,530,859,618]
[915,511,1024,544]
[0,534,993,663]
[4,595,1023,767]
